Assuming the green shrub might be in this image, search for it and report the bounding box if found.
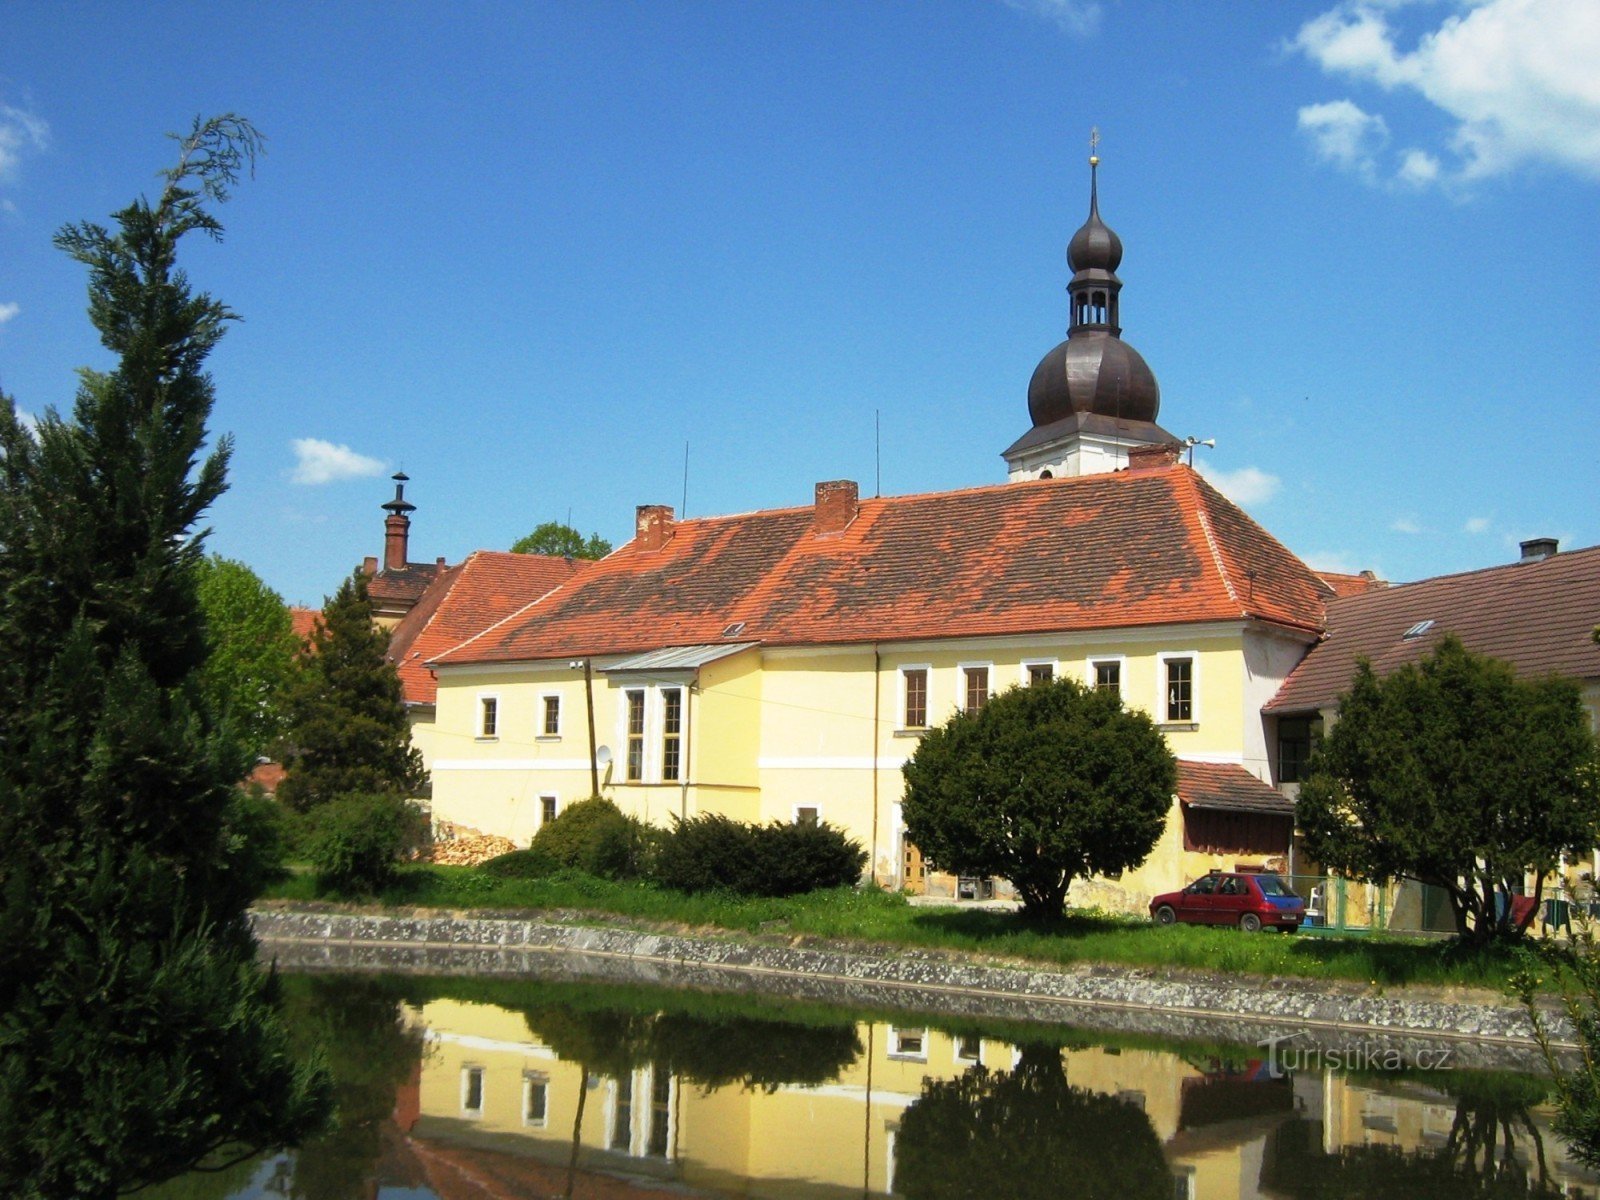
[481,847,561,880]
[305,793,427,894]
[218,787,294,902]
[656,814,866,897]
[529,797,659,880]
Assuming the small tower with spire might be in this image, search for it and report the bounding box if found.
[1003,137,1177,481]
[381,472,417,571]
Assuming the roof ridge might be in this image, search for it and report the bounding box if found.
[1186,473,1243,614]
[1331,542,1600,600]
[429,580,576,665]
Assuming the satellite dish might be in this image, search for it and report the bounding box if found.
[595,745,613,766]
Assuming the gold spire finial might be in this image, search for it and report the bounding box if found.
[1089,126,1100,166]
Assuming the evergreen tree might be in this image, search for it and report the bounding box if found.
[0,116,329,1199]
[278,569,425,812]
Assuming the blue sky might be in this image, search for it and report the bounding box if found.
[2,1,1596,606]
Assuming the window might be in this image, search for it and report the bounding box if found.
[1164,656,1193,722]
[956,1035,982,1062]
[1091,658,1122,696]
[795,806,819,828]
[523,1072,549,1126]
[901,666,929,729]
[462,1066,485,1117]
[660,687,682,782]
[478,696,498,738]
[541,694,561,737]
[540,795,558,826]
[1024,660,1055,687]
[962,665,990,713]
[611,1073,633,1151]
[1277,716,1320,784]
[647,1071,671,1158]
[890,1027,927,1061]
[625,690,645,782]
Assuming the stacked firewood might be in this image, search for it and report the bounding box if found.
[425,826,518,866]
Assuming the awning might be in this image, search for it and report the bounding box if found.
[600,642,758,674]
[1177,761,1294,817]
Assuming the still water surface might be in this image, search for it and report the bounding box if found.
[147,973,1599,1200]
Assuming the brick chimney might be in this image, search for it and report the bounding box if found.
[362,556,378,576]
[1520,537,1559,562]
[813,480,859,535]
[635,504,675,551]
[380,472,417,571]
[1127,442,1183,472]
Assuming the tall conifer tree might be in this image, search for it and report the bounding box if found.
[278,569,426,812]
[0,116,329,1199]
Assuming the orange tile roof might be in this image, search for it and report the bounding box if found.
[438,466,1330,667]
[1267,543,1600,714]
[1176,760,1293,815]
[1315,570,1386,597]
[388,551,594,706]
[289,606,322,642]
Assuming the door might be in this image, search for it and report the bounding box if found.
[902,838,927,895]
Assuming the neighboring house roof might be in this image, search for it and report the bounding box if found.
[289,606,321,642]
[1176,760,1294,816]
[437,465,1331,667]
[368,561,448,610]
[387,550,593,706]
[1315,570,1385,598]
[1267,544,1600,714]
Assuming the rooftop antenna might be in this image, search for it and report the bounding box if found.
[1181,435,1216,467]
[875,409,881,498]
[681,441,690,517]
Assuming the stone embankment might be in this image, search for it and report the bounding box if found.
[251,905,1575,1073]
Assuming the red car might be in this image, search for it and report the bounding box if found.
[1149,871,1305,933]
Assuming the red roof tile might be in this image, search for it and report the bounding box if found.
[387,551,594,706]
[289,606,321,643]
[438,466,1331,666]
[1177,760,1294,815]
[369,561,448,608]
[1316,570,1386,597]
[1267,544,1600,714]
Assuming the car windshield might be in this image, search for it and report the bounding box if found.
[1254,874,1296,897]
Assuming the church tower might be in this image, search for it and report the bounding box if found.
[1003,149,1176,480]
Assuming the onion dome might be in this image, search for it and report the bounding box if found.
[1025,154,1161,427]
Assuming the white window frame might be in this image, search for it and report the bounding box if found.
[537,691,562,739]
[620,688,647,782]
[539,793,559,828]
[1157,651,1200,725]
[957,661,993,714]
[659,685,684,783]
[955,1034,983,1063]
[461,1065,486,1118]
[1087,654,1126,699]
[897,663,932,731]
[522,1070,550,1127]
[1020,658,1058,688]
[476,693,501,740]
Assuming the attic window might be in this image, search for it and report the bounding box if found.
[722,622,746,638]
[1402,619,1435,641]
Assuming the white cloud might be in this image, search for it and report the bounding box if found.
[1304,550,1368,575]
[1297,99,1390,182]
[16,408,38,434]
[0,302,18,325]
[1002,0,1102,37]
[1294,0,1600,187]
[1195,463,1282,507]
[1464,515,1491,534]
[1390,515,1423,534]
[0,103,48,185]
[289,438,386,486]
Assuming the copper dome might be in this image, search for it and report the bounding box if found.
[1067,208,1122,273]
[1027,332,1161,427]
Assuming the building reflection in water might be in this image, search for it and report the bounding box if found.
[377,991,1600,1200]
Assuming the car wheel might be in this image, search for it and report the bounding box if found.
[1239,913,1262,933]
[1154,905,1177,926]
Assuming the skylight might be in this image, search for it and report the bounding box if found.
[722,621,746,638]
[1402,619,1435,641]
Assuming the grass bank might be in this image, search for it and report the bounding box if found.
[262,865,1526,993]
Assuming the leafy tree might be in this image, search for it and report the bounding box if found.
[893,1043,1171,1200]
[901,678,1176,920]
[510,519,611,559]
[0,115,330,1199]
[195,553,299,758]
[277,569,425,812]
[1297,637,1600,944]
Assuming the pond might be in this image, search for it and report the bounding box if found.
[144,973,1599,1200]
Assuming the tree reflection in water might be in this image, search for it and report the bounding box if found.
[1263,1072,1561,1200]
[893,1042,1172,1200]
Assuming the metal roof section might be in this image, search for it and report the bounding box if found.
[601,642,759,674]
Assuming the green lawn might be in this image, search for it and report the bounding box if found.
[261,865,1527,992]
